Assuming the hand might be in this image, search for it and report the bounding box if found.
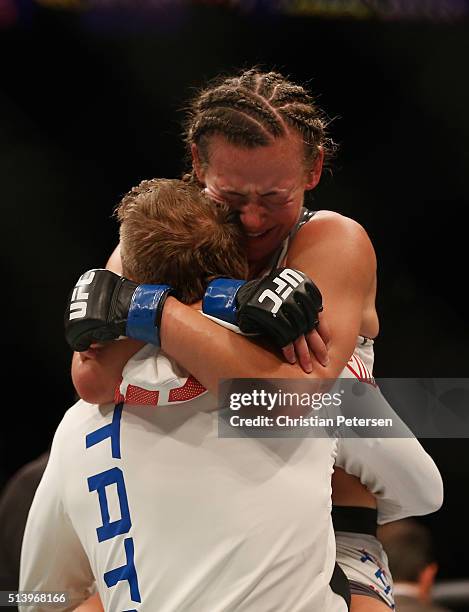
[203,267,323,349]
[64,269,174,351]
[282,311,331,373]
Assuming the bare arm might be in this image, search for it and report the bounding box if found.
[287,212,378,513]
[159,211,375,392]
[72,213,374,400]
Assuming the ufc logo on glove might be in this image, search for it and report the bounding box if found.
[257,268,305,314]
[64,266,322,352]
[202,267,323,348]
[69,270,96,320]
[65,269,174,351]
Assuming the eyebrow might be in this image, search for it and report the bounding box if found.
[219,188,291,197]
[220,189,246,196]
[259,189,290,197]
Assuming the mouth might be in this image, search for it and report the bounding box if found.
[245,228,273,239]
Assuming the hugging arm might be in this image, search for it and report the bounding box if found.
[159,213,374,391]
[70,214,362,399]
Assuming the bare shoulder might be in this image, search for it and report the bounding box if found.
[304,210,374,250]
[287,210,379,372]
[286,210,377,305]
[288,210,376,272]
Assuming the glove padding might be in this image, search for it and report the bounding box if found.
[204,267,323,348]
[64,269,174,351]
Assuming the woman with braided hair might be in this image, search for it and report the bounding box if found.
[67,69,442,611]
[170,69,389,610]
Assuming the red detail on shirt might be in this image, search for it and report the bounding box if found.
[346,354,376,387]
[168,376,207,402]
[125,384,160,406]
[113,376,207,406]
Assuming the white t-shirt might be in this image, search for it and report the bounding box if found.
[20,339,442,611]
[19,378,346,611]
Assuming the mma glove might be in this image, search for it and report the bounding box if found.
[64,269,175,351]
[202,267,323,348]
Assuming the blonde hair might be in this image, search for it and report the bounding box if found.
[116,178,248,303]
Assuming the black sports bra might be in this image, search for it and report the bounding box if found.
[265,207,317,273]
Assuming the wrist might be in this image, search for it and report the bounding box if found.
[202,278,246,325]
[159,295,180,349]
[126,284,173,345]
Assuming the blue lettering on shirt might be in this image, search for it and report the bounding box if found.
[104,537,141,603]
[87,467,131,542]
[86,403,142,607]
[86,402,123,459]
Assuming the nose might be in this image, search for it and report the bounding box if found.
[239,202,266,234]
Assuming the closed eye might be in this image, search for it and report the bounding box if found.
[260,194,291,206]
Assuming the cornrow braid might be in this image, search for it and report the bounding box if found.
[269,85,313,106]
[197,88,282,133]
[279,107,325,150]
[190,86,284,145]
[238,69,258,90]
[184,68,336,174]
[255,72,292,100]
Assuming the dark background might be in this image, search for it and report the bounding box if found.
[1,0,468,589]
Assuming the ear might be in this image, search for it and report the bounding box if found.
[304,147,324,190]
[191,143,206,184]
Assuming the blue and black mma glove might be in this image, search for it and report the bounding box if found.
[202,267,323,348]
[64,269,175,352]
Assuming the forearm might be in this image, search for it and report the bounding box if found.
[160,298,343,394]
